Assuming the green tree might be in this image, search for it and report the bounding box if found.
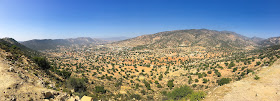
[32,56,50,70]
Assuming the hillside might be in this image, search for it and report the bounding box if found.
[260,36,280,47]
[0,38,79,100]
[205,58,280,101]
[111,29,258,50]
[21,37,109,50]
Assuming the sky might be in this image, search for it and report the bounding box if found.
[0,0,279,41]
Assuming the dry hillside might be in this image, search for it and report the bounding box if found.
[205,59,280,101]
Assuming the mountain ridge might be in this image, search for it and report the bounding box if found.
[21,37,110,50]
[111,29,260,50]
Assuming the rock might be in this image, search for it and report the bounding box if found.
[37,80,45,87]
[8,67,14,72]
[81,96,93,101]
[48,84,54,88]
[59,95,68,101]
[10,96,16,101]
[43,91,53,99]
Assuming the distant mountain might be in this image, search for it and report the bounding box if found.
[21,37,109,50]
[100,36,131,41]
[250,36,265,44]
[112,29,258,50]
[260,36,280,47]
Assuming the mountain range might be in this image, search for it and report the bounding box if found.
[20,29,280,51]
[21,37,109,50]
[111,29,279,50]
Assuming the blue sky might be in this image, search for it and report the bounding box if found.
[0,0,279,41]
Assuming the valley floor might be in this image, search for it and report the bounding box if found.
[204,59,280,101]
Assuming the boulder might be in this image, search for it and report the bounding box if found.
[81,96,93,101]
[43,91,53,99]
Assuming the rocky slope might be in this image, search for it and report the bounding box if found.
[0,38,79,101]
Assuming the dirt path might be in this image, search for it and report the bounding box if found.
[204,59,280,101]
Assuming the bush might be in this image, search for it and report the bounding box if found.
[67,77,87,93]
[217,78,231,86]
[232,67,237,72]
[202,78,208,83]
[189,91,206,101]
[143,80,151,90]
[167,79,174,89]
[157,84,163,88]
[256,62,261,66]
[207,70,212,74]
[32,56,50,70]
[95,86,106,94]
[254,75,260,80]
[192,84,197,88]
[130,94,141,100]
[159,74,163,81]
[167,85,193,100]
[55,69,71,79]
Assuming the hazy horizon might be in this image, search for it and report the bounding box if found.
[1,0,280,41]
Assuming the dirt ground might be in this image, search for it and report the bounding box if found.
[204,59,280,101]
[0,57,51,101]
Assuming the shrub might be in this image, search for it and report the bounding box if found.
[159,74,163,81]
[256,62,261,66]
[189,91,206,101]
[130,94,141,100]
[141,89,146,95]
[228,61,235,69]
[95,86,106,94]
[143,80,151,90]
[192,84,197,88]
[55,69,71,79]
[232,67,237,72]
[217,78,231,86]
[254,75,260,80]
[157,84,163,88]
[32,56,50,70]
[207,70,212,74]
[202,78,208,83]
[167,79,174,89]
[67,77,87,93]
[167,85,193,100]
